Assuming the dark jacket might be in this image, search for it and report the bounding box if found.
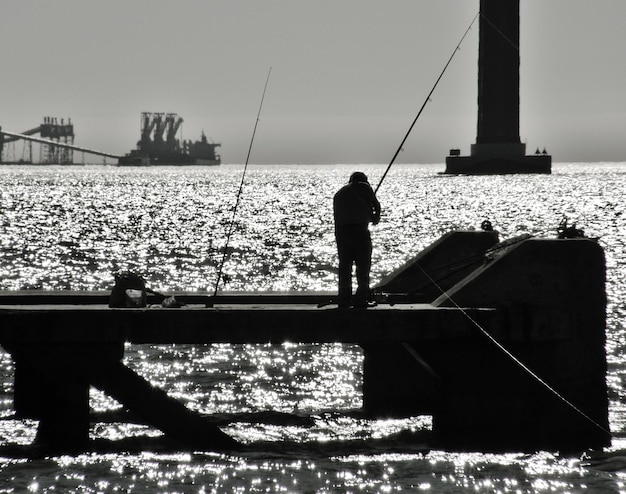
[333,181,381,227]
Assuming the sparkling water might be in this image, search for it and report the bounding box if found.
[0,163,625,492]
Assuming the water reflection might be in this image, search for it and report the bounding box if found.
[1,164,624,294]
[123,343,362,415]
[0,163,626,492]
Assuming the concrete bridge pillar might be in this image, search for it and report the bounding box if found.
[445,0,551,174]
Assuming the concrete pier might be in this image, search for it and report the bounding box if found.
[0,233,610,453]
[432,238,608,450]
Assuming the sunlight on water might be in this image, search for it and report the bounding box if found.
[122,343,362,415]
[91,423,163,442]
[0,419,37,445]
[0,163,626,492]
[1,164,624,293]
[224,415,431,444]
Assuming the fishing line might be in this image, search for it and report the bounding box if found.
[211,67,272,299]
[413,260,612,439]
[375,12,479,195]
[375,234,532,297]
[480,13,520,51]
[369,9,607,437]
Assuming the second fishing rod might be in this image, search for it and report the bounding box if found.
[210,68,272,303]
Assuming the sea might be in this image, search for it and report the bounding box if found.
[0,162,625,493]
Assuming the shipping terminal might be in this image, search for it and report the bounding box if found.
[0,112,221,166]
[118,112,221,166]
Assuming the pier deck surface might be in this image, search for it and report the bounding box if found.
[0,291,500,345]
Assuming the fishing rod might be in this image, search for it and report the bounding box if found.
[369,11,610,439]
[211,67,272,300]
[375,12,479,195]
[321,15,478,309]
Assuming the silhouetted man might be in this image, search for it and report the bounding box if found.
[333,171,381,308]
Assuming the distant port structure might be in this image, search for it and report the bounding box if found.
[1,112,221,166]
[0,117,121,165]
[118,112,221,166]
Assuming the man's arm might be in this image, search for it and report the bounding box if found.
[371,194,381,225]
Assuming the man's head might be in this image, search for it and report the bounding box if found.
[349,171,368,184]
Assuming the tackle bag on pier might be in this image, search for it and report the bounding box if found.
[109,271,147,308]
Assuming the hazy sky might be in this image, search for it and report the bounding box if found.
[2,1,625,164]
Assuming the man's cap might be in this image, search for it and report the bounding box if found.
[349,171,368,183]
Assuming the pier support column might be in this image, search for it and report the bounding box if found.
[8,342,124,452]
[33,366,90,450]
[432,239,610,451]
[362,343,439,416]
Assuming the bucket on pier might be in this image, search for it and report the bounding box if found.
[109,271,147,308]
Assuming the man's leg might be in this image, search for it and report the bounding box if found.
[354,230,372,307]
[336,230,354,308]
